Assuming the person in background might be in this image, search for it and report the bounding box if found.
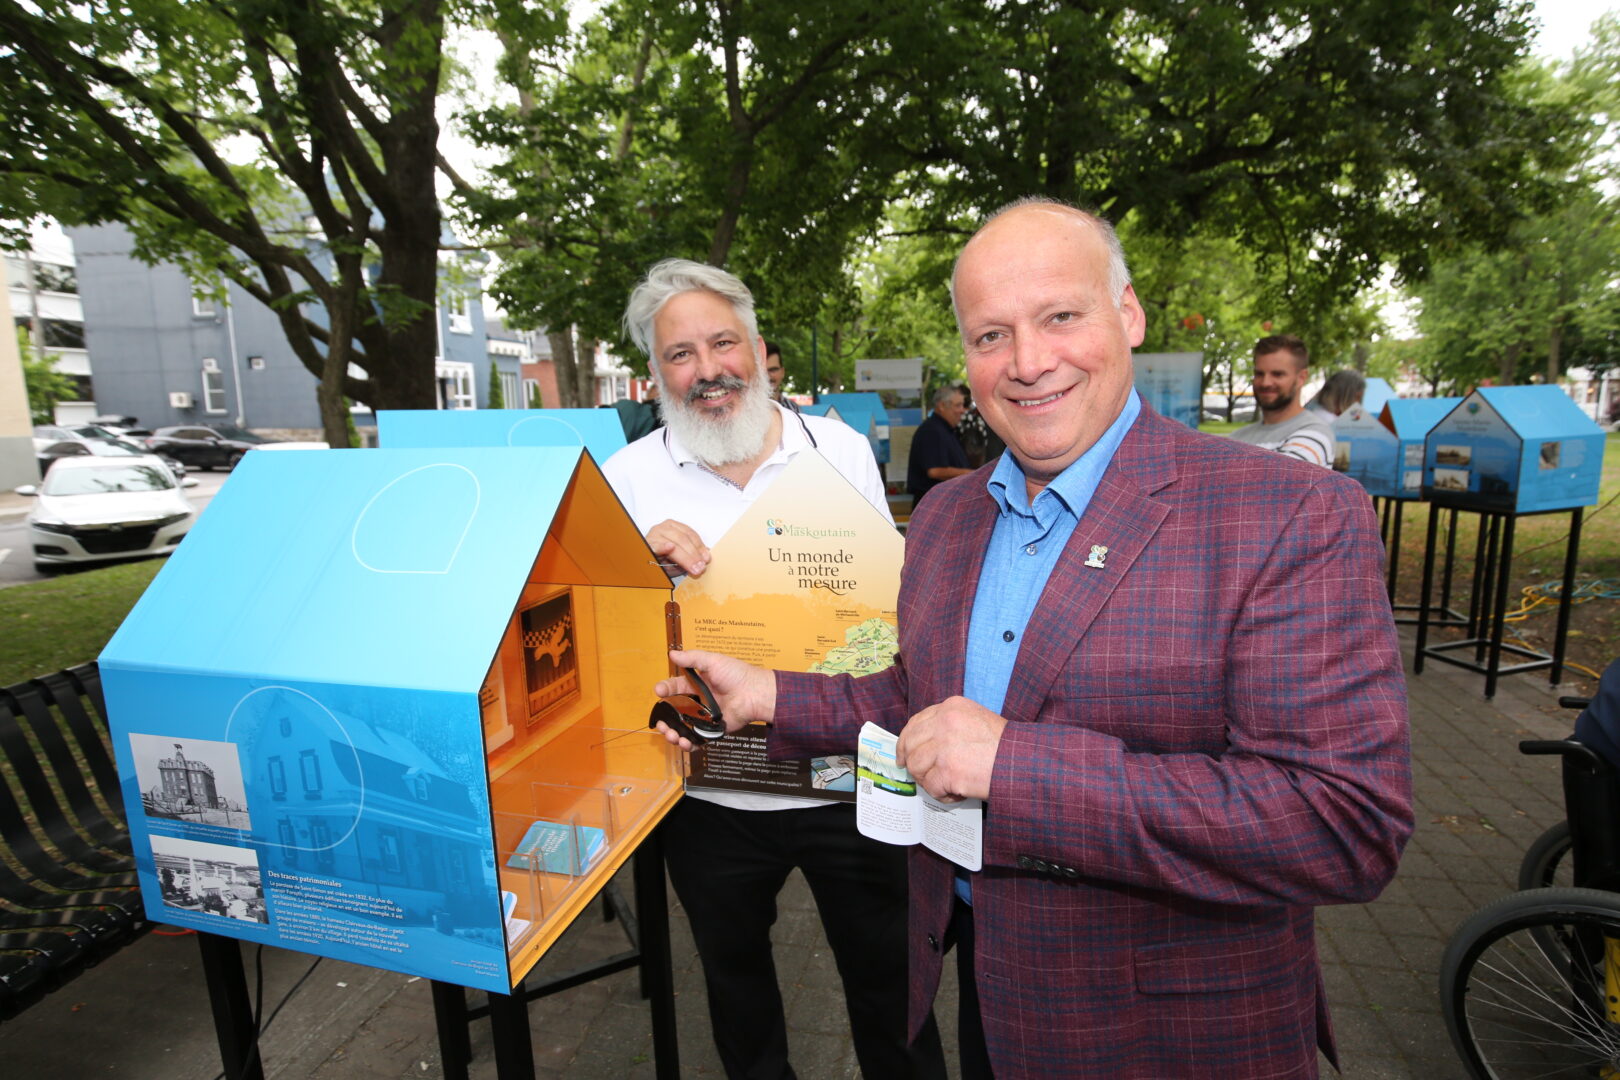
[907,385,974,505]
[1307,369,1368,421]
[763,339,800,411]
[1229,334,1334,467]
[602,259,945,1080]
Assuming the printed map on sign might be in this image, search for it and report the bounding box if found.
[674,451,903,801]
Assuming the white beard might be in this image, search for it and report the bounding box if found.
[654,367,777,467]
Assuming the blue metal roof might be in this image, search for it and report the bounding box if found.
[1472,386,1603,440]
[1381,397,1461,439]
[375,409,627,462]
[100,447,650,694]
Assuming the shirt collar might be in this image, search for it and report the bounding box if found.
[986,390,1142,519]
[664,401,801,468]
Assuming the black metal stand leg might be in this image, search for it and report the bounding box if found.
[488,980,535,1080]
[1553,508,1583,685]
[633,827,680,1080]
[196,932,265,1080]
[1475,515,1501,666]
[1415,504,1441,673]
[1387,500,1405,599]
[1379,496,1392,546]
[1467,518,1490,639]
[1484,514,1516,700]
[432,980,472,1080]
[1440,508,1460,617]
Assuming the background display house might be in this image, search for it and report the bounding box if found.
[99,446,681,993]
[1422,386,1605,513]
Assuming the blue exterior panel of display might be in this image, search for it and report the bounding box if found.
[1376,397,1460,500]
[1361,378,1396,417]
[375,409,627,462]
[1422,386,1603,512]
[817,393,890,463]
[1330,403,1401,497]
[98,447,592,993]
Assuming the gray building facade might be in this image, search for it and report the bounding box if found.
[68,223,518,437]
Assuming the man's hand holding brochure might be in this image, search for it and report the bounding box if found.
[857,722,983,871]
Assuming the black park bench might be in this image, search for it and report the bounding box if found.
[0,662,150,1019]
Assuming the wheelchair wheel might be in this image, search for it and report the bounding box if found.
[1518,821,1575,890]
[1441,887,1620,1079]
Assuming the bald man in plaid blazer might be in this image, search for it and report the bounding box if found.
[659,200,1410,1078]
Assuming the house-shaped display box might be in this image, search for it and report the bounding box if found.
[376,408,627,461]
[1329,396,1459,498]
[1375,397,1461,500]
[1422,386,1604,513]
[98,447,680,994]
[817,392,891,465]
[1361,377,1396,417]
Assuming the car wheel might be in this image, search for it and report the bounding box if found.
[226,451,245,470]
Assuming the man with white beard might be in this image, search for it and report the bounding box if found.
[602,259,945,1080]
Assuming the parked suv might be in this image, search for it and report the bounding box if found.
[145,425,264,470]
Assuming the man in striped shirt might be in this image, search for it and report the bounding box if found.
[1228,334,1334,467]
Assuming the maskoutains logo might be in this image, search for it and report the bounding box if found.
[765,517,857,541]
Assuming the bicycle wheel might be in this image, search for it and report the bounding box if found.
[1518,821,1575,890]
[1441,887,1620,1079]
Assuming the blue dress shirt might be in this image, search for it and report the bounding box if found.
[955,390,1142,904]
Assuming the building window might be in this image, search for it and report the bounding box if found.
[447,846,467,886]
[522,378,540,408]
[278,820,297,866]
[268,757,286,800]
[192,294,217,318]
[202,366,227,414]
[311,819,334,869]
[499,371,520,410]
[379,830,402,874]
[299,749,322,797]
[597,375,629,406]
[37,318,83,348]
[435,361,475,410]
[445,293,472,335]
[33,262,76,294]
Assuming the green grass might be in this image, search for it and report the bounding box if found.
[0,558,164,686]
[1199,420,1247,436]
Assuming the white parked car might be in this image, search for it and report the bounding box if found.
[18,455,197,571]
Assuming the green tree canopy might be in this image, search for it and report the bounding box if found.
[0,0,484,444]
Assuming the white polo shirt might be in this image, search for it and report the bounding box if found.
[601,402,893,811]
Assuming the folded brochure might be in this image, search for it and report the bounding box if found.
[856,722,983,871]
[505,819,606,875]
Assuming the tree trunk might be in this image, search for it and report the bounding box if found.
[576,337,599,405]
[1353,342,1369,373]
[1499,342,1523,386]
[548,329,580,408]
[1547,317,1563,387]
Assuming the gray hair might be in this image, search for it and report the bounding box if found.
[931,386,963,408]
[623,258,760,362]
[1313,370,1367,415]
[949,197,1133,320]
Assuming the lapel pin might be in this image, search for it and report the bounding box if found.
[1085,544,1108,569]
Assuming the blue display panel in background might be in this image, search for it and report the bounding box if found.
[1422,386,1604,512]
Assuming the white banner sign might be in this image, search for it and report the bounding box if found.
[854,358,923,392]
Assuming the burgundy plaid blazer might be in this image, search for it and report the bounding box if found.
[772,402,1411,1079]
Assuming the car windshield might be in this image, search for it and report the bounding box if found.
[208,424,267,443]
[43,463,175,495]
[83,439,144,456]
